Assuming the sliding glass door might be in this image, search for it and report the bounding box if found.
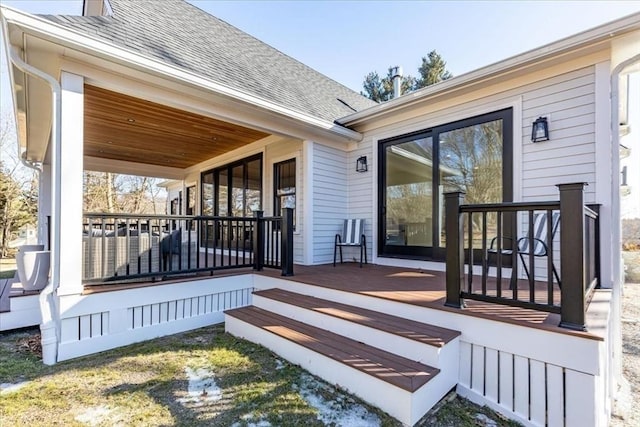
[379,109,512,259]
[201,154,262,247]
[201,154,262,218]
[381,135,434,257]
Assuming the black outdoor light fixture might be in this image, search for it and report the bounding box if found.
[531,116,549,142]
[356,156,368,172]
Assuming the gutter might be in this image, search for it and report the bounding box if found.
[2,12,62,365]
[0,5,363,143]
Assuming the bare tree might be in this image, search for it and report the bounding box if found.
[0,114,38,257]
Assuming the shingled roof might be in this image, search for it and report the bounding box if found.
[39,0,376,123]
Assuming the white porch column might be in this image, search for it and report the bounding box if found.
[56,72,84,296]
[302,140,314,265]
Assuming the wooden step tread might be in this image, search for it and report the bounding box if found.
[254,288,460,347]
[226,306,439,392]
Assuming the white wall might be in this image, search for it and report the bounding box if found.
[312,143,348,264]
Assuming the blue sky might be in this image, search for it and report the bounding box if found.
[1,0,640,113]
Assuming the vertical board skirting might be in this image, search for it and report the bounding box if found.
[459,341,472,388]
[129,288,252,330]
[485,348,499,403]
[56,277,254,362]
[459,340,598,427]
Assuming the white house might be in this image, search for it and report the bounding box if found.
[1,1,639,425]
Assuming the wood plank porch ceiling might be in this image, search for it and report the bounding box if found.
[83,85,270,169]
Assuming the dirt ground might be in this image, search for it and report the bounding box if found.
[611,282,640,426]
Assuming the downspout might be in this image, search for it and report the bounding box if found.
[2,24,62,365]
[609,53,640,402]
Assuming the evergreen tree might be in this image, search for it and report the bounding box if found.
[361,50,452,102]
[416,50,453,88]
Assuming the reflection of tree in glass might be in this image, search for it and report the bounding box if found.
[439,120,502,204]
[439,120,503,244]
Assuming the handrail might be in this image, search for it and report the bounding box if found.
[445,183,600,331]
[82,209,295,283]
[460,201,560,212]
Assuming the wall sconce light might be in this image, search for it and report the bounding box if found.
[356,156,368,173]
[531,116,549,142]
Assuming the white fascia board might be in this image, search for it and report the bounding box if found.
[83,156,186,180]
[0,6,362,143]
[339,12,640,126]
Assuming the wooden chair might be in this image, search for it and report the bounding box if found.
[486,212,561,286]
[333,219,367,268]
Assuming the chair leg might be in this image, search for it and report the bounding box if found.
[519,253,531,282]
[339,245,343,264]
[363,235,367,265]
[552,262,561,288]
[333,244,337,267]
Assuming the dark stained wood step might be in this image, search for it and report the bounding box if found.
[254,288,460,347]
[226,306,439,392]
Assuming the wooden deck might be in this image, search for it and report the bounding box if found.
[81,261,601,340]
[258,263,600,340]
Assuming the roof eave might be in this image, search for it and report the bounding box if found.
[338,11,640,127]
[1,6,363,143]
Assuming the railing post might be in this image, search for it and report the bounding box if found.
[558,183,587,330]
[445,192,465,308]
[587,204,601,289]
[253,210,264,271]
[281,208,294,276]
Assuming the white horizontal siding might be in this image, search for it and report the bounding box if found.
[264,140,304,264]
[521,67,597,203]
[347,142,375,261]
[312,143,348,263]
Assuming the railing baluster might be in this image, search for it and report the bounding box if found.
[126,218,131,276]
[547,209,554,306]
[101,217,107,279]
[496,211,502,299]
[481,211,487,296]
[467,212,473,294]
[528,210,535,303]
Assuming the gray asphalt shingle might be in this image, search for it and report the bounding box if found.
[39,0,376,123]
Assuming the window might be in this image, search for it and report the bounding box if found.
[169,191,182,215]
[186,185,196,216]
[274,158,296,226]
[201,154,263,217]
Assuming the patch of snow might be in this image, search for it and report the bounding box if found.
[296,373,381,427]
[177,367,222,407]
[75,405,113,426]
[275,359,285,370]
[0,381,29,394]
[475,413,498,427]
[231,420,271,427]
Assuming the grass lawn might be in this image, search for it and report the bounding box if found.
[0,257,17,278]
[0,325,520,426]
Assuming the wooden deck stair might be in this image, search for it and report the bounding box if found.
[225,287,461,426]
